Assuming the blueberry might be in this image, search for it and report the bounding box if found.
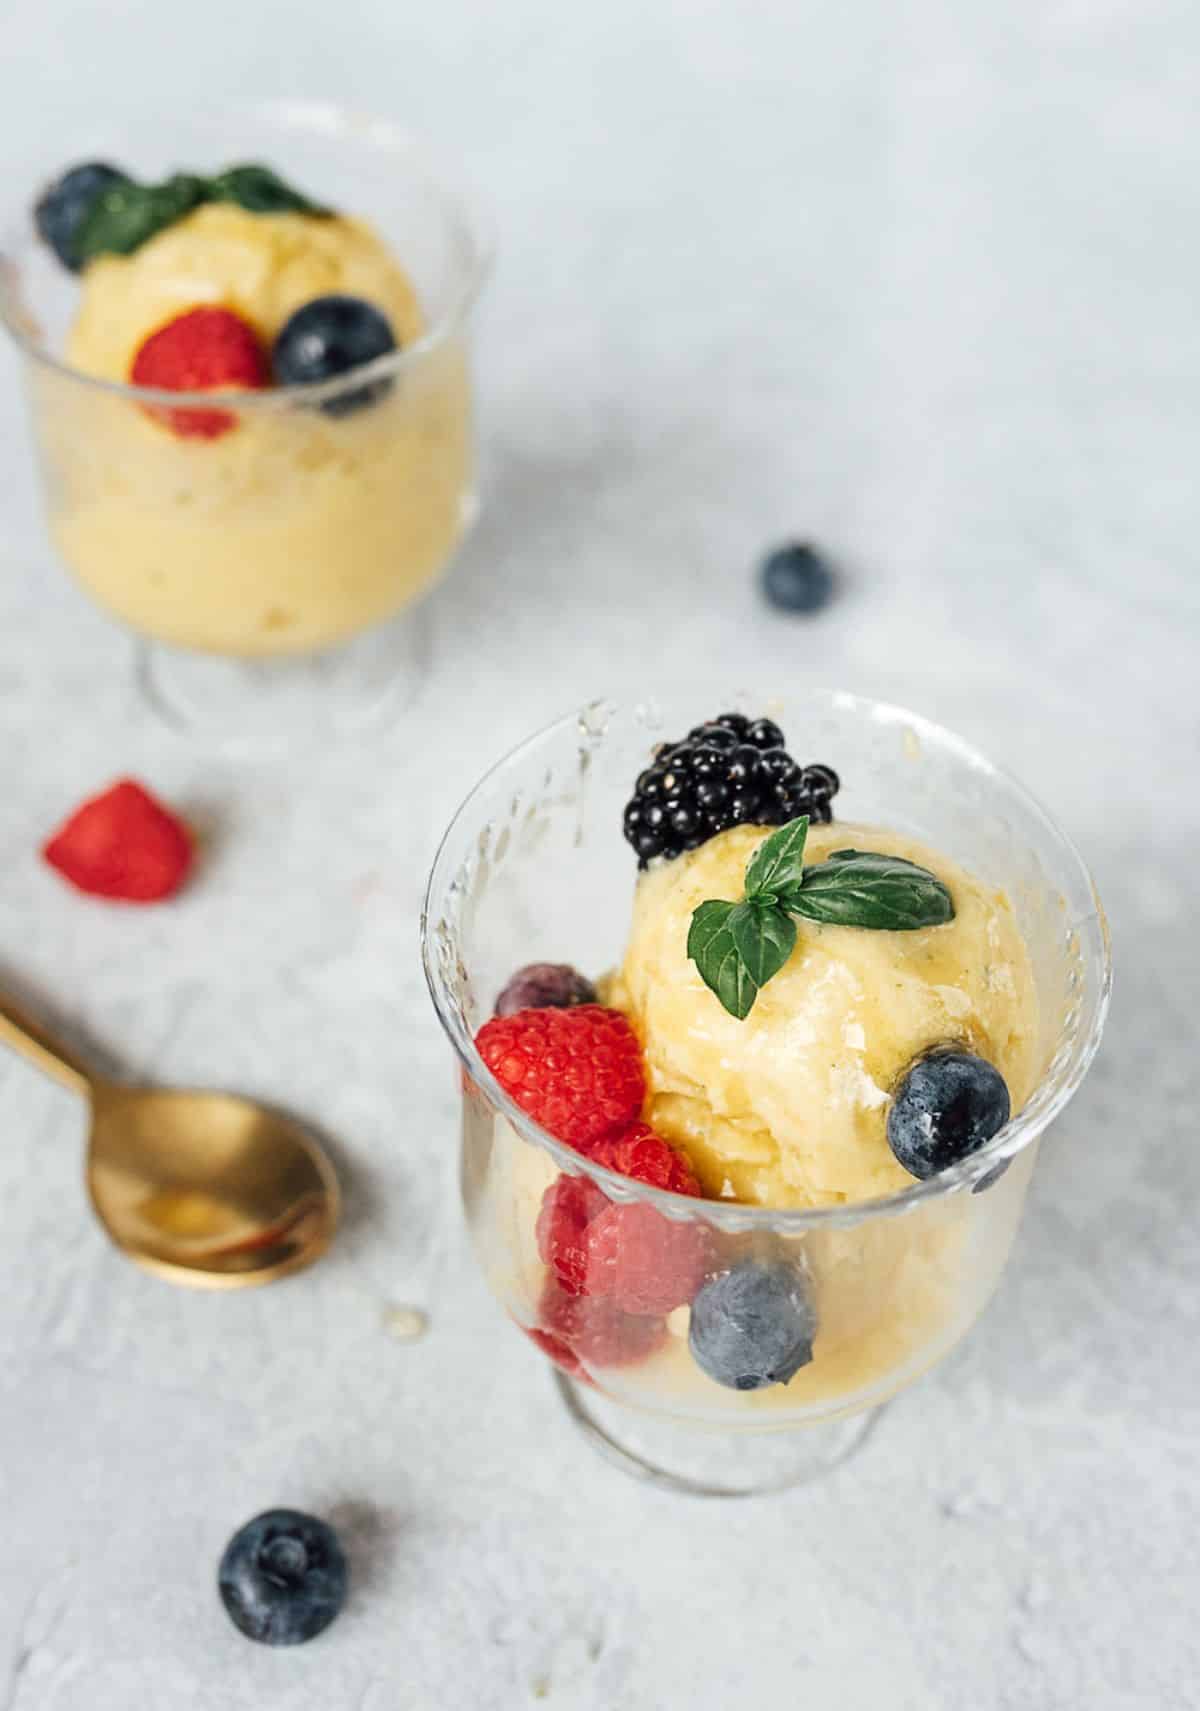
[271,295,397,416]
[34,162,129,272]
[760,542,836,614]
[689,1260,817,1390]
[495,963,597,1016]
[887,1050,1011,1179]
[218,1510,347,1646]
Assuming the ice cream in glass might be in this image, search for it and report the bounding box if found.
[0,104,488,737]
[422,691,1110,1495]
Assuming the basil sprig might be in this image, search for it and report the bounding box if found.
[686,816,955,1020]
[76,163,332,265]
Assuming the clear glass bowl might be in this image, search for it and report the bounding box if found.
[0,101,489,741]
[422,690,1111,1496]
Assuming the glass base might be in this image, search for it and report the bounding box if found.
[553,1372,884,1497]
[135,606,429,749]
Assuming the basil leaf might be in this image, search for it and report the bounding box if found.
[209,164,332,218]
[729,898,796,988]
[76,173,208,263]
[784,849,955,930]
[743,815,809,902]
[687,899,760,1020]
[74,165,330,265]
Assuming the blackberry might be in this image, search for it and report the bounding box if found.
[622,712,841,866]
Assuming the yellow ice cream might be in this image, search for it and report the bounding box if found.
[609,821,1040,1209]
[40,203,472,656]
[66,203,425,378]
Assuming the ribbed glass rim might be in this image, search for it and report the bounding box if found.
[421,689,1113,1232]
[0,99,492,413]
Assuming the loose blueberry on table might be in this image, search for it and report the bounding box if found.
[759,541,836,614]
[218,1509,347,1646]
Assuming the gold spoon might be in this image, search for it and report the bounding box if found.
[0,991,339,1288]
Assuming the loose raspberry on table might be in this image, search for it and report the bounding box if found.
[130,306,268,440]
[536,1121,710,1315]
[42,778,193,903]
[475,1005,645,1153]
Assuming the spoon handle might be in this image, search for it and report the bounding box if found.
[0,993,93,1099]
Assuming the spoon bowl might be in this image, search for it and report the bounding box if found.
[87,1083,339,1287]
[0,992,339,1288]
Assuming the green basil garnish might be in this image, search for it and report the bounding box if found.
[689,817,955,1020]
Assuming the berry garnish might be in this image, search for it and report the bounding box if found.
[887,1049,1011,1179]
[622,711,840,867]
[535,1173,610,1295]
[583,1201,710,1316]
[475,1005,644,1152]
[760,542,836,614]
[42,778,193,903]
[591,1122,702,1196]
[536,1123,708,1314]
[689,1260,817,1391]
[130,307,268,440]
[218,1510,347,1646]
[495,962,597,1017]
[530,1278,667,1374]
[270,294,397,416]
[34,161,130,272]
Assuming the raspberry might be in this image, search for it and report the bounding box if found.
[42,778,193,903]
[591,1122,702,1196]
[130,306,268,440]
[583,1202,710,1316]
[535,1174,608,1295]
[535,1279,666,1372]
[536,1122,710,1314]
[525,1325,587,1380]
[475,1005,644,1153]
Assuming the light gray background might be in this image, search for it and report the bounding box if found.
[0,2,1195,1706]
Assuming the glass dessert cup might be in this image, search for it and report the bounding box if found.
[0,101,489,745]
[422,690,1111,1497]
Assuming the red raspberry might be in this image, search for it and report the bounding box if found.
[475,1005,644,1153]
[130,306,268,440]
[534,1278,666,1372]
[42,778,193,903]
[535,1174,608,1295]
[536,1121,710,1314]
[583,1202,710,1316]
[591,1122,702,1196]
[525,1325,587,1380]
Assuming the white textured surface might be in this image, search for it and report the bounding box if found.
[0,4,1196,1707]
